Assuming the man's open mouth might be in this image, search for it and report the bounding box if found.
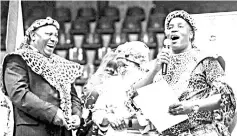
[47,44,55,48]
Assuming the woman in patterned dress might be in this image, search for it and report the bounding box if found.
[130,10,236,136]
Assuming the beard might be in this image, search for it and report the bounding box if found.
[118,66,143,85]
[118,66,128,76]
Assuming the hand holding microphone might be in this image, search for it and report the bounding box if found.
[162,39,172,75]
[156,39,171,75]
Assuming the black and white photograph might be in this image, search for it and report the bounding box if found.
[1,0,237,136]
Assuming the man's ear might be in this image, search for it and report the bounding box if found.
[30,32,36,41]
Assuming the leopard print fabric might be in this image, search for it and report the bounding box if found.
[2,46,83,128]
[153,48,236,136]
[165,10,197,33]
[18,17,59,49]
[154,48,201,97]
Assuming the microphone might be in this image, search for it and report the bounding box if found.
[162,39,171,75]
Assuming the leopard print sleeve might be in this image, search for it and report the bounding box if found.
[203,58,236,127]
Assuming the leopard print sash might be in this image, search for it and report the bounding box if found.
[2,47,83,127]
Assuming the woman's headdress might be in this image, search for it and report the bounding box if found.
[164,10,197,32]
[19,17,60,49]
[164,10,197,45]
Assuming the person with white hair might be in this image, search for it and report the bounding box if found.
[82,41,156,136]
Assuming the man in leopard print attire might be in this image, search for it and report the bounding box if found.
[2,17,83,136]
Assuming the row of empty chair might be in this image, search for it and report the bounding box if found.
[1,6,167,50]
[0,5,168,85]
[1,3,235,86]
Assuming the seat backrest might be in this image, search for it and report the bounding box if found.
[76,7,96,22]
[102,6,120,22]
[126,6,145,21]
[96,17,115,34]
[149,6,169,17]
[54,7,71,23]
[122,16,142,34]
[28,6,46,19]
[147,16,165,33]
[71,18,90,35]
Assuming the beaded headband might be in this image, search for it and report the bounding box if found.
[18,17,59,49]
[165,10,197,33]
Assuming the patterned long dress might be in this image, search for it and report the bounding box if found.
[153,48,236,136]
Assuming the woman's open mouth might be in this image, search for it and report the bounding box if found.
[170,35,180,44]
[171,35,180,41]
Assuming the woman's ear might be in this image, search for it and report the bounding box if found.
[189,31,194,41]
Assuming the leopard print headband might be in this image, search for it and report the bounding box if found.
[19,17,59,49]
[165,10,197,33]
